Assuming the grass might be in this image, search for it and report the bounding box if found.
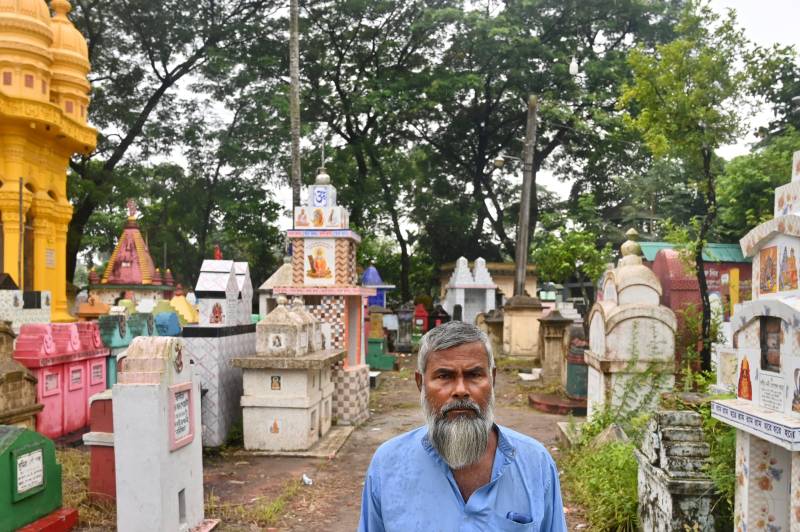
[58,448,116,529]
[205,478,303,527]
[495,356,539,371]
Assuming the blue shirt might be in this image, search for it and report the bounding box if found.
[358,424,567,532]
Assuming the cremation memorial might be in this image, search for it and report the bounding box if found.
[0,321,42,428]
[113,337,216,532]
[0,427,77,531]
[13,322,109,438]
[268,167,376,425]
[711,151,800,530]
[366,306,395,371]
[232,297,345,451]
[361,265,395,309]
[584,229,677,419]
[182,258,255,447]
[442,257,497,326]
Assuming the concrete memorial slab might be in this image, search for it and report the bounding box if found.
[113,336,217,532]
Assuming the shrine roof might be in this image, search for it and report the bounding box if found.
[640,241,749,263]
[101,206,158,286]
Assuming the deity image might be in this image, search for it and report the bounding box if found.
[307,247,332,278]
[738,358,752,400]
[328,209,338,226]
[760,246,778,294]
[793,369,800,414]
[271,375,281,391]
[780,247,799,291]
[296,208,309,227]
[209,303,223,324]
[271,334,283,349]
[312,208,325,227]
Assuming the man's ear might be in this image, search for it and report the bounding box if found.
[415,371,423,392]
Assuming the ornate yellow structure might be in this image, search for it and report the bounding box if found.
[0,0,96,321]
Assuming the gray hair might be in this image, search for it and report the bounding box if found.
[417,321,494,374]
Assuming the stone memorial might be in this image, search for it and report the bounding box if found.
[0,321,42,428]
[636,410,715,531]
[233,296,345,451]
[267,166,376,425]
[537,310,572,384]
[14,322,109,438]
[584,229,677,419]
[0,278,52,335]
[366,306,395,371]
[0,426,77,531]
[113,336,216,532]
[711,150,800,530]
[258,257,293,318]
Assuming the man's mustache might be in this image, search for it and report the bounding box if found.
[438,399,482,418]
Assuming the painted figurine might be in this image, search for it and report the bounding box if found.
[738,358,753,400]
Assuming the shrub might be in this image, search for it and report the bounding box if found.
[562,441,639,531]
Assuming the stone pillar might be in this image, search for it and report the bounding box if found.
[502,295,544,359]
[636,411,715,531]
[537,310,572,383]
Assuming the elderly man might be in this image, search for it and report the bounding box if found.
[358,321,566,531]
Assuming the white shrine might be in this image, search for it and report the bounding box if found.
[232,296,344,451]
[712,151,800,530]
[442,257,497,325]
[585,229,677,419]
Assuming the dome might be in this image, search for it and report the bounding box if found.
[49,0,90,121]
[0,0,51,25]
[0,0,54,87]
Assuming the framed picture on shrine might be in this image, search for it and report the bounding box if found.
[168,382,195,451]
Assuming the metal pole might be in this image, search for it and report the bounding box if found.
[513,95,538,297]
[18,177,23,288]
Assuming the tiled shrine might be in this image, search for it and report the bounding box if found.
[113,337,216,532]
[712,151,800,531]
[182,258,255,447]
[233,296,344,451]
[13,322,109,438]
[268,167,375,425]
[585,229,677,419]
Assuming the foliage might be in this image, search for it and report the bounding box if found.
[620,0,753,371]
[561,441,639,531]
[532,228,613,285]
[717,127,800,240]
[356,236,439,304]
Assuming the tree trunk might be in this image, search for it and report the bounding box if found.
[697,148,716,372]
[289,0,302,206]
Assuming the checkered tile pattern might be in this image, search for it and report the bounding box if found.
[183,331,255,446]
[332,363,370,425]
[308,296,346,350]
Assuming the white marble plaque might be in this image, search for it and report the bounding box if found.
[173,390,191,441]
[759,372,787,412]
[16,449,44,494]
[45,249,56,269]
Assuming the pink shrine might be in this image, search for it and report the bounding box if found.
[270,167,375,425]
[85,200,174,307]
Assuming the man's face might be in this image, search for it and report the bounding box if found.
[415,341,496,469]
[416,341,495,416]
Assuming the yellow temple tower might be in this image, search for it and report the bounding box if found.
[0,0,96,321]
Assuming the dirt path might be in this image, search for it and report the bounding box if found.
[258,355,587,531]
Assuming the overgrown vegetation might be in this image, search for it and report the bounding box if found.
[205,478,302,527]
[58,448,116,529]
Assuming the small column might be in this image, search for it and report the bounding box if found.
[537,310,572,383]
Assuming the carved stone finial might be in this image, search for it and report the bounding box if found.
[315,167,331,185]
[620,228,642,257]
[276,295,288,306]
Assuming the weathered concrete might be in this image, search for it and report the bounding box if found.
[636,410,715,532]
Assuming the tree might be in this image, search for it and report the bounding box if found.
[532,228,613,304]
[67,0,281,282]
[301,0,458,301]
[717,127,800,240]
[413,0,683,260]
[620,1,751,371]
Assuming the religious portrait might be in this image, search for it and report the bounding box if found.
[271,375,281,391]
[780,246,799,291]
[295,208,309,227]
[304,239,336,285]
[760,246,778,294]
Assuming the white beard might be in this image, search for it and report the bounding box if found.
[421,387,495,470]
